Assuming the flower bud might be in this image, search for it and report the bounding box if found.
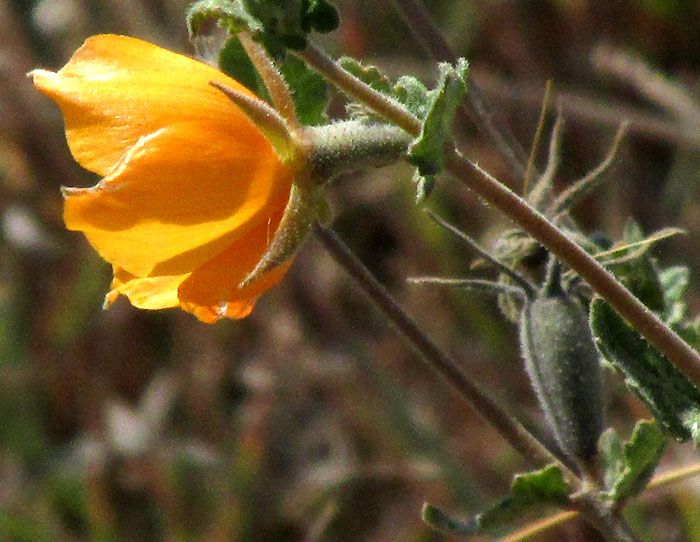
[520,261,604,465]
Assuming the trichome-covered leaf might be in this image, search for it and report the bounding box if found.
[599,420,666,501]
[408,59,469,177]
[591,298,700,443]
[422,465,570,537]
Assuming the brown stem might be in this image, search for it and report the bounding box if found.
[312,223,578,480]
[446,150,700,385]
[295,41,700,387]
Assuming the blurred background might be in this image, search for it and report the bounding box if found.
[3,0,700,540]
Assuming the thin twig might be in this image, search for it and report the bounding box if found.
[523,80,553,195]
[312,223,578,479]
[425,210,536,296]
[408,277,526,297]
[549,122,629,218]
[528,107,564,210]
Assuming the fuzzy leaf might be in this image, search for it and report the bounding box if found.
[188,0,338,57]
[600,420,666,501]
[610,222,667,314]
[279,55,327,125]
[591,298,700,443]
[478,465,570,530]
[338,57,394,94]
[422,465,570,537]
[408,59,469,176]
[660,266,689,324]
[187,0,259,36]
[394,76,431,119]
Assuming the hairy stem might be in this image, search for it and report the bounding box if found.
[296,42,700,387]
[312,223,578,479]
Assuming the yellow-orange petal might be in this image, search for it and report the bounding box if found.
[63,120,292,278]
[177,212,292,323]
[30,34,262,176]
[107,266,186,310]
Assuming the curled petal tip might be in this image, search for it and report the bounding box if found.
[60,185,91,198]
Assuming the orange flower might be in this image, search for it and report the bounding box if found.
[31,34,297,323]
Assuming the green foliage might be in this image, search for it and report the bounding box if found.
[337,57,467,199]
[407,59,468,177]
[600,420,667,501]
[187,0,339,56]
[423,465,570,536]
[338,57,422,122]
[591,298,700,443]
[198,13,329,126]
[278,55,327,125]
[610,221,667,313]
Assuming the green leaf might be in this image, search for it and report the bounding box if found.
[600,420,666,501]
[590,298,700,443]
[188,0,339,56]
[477,465,570,530]
[187,0,260,37]
[610,221,666,314]
[422,466,570,537]
[660,266,689,324]
[305,0,340,33]
[408,59,469,177]
[393,75,431,119]
[421,504,476,536]
[338,57,394,94]
[279,55,327,125]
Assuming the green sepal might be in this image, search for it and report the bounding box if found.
[240,181,326,287]
[407,59,469,177]
[218,36,272,100]
[600,420,666,501]
[590,298,700,443]
[422,465,570,537]
[207,23,329,127]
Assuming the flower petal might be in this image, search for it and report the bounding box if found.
[107,266,186,310]
[63,121,293,277]
[177,212,292,323]
[31,34,261,176]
